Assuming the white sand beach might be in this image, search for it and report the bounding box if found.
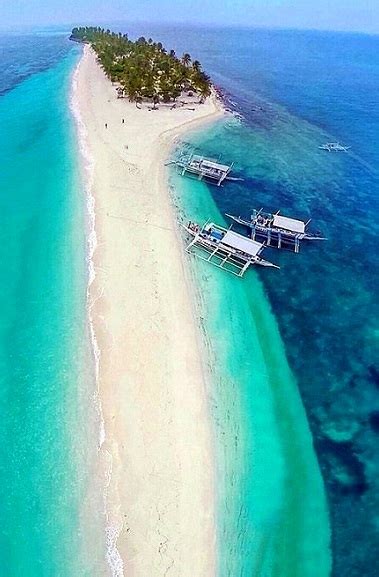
[73,46,224,576]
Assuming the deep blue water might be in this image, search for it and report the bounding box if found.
[123,23,379,576]
[0,33,72,94]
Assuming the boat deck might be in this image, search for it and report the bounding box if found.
[226,210,326,253]
[186,233,252,276]
[183,221,278,276]
[178,154,233,186]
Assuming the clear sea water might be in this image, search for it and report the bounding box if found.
[128,23,379,577]
[1,24,378,577]
[0,34,106,576]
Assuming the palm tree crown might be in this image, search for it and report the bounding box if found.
[181,53,192,66]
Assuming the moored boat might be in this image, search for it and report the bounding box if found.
[175,153,234,186]
[183,220,279,276]
[319,142,350,152]
[226,209,326,252]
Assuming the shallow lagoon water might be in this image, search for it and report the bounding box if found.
[170,158,331,576]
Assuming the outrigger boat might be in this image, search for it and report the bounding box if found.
[183,220,279,276]
[226,209,326,253]
[174,153,234,186]
[319,142,350,152]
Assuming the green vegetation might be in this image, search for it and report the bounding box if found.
[70,27,212,105]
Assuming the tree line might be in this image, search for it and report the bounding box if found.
[70,27,212,104]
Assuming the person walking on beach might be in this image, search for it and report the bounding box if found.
[122,118,125,124]
[105,123,108,129]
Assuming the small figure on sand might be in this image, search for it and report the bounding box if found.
[122,118,125,124]
[105,123,108,129]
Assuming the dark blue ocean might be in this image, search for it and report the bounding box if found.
[125,24,379,577]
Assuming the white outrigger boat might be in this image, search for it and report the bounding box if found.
[226,209,326,253]
[174,154,234,186]
[183,220,279,276]
[319,142,350,152]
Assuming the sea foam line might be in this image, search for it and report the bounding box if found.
[70,55,125,577]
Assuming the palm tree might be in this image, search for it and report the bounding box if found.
[192,60,202,72]
[198,83,211,103]
[181,53,191,67]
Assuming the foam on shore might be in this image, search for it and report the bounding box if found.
[71,55,124,577]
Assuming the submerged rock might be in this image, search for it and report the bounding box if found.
[321,419,360,443]
[368,365,379,388]
[368,410,379,433]
[317,438,368,496]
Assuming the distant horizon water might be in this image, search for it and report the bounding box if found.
[0,21,378,38]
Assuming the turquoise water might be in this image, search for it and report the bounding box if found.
[0,38,105,576]
[170,152,331,577]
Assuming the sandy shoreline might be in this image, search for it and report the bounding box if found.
[72,45,224,576]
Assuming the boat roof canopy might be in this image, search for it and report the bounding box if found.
[222,230,263,256]
[192,155,230,172]
[273,215,305,234]
[202,160,230,172]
